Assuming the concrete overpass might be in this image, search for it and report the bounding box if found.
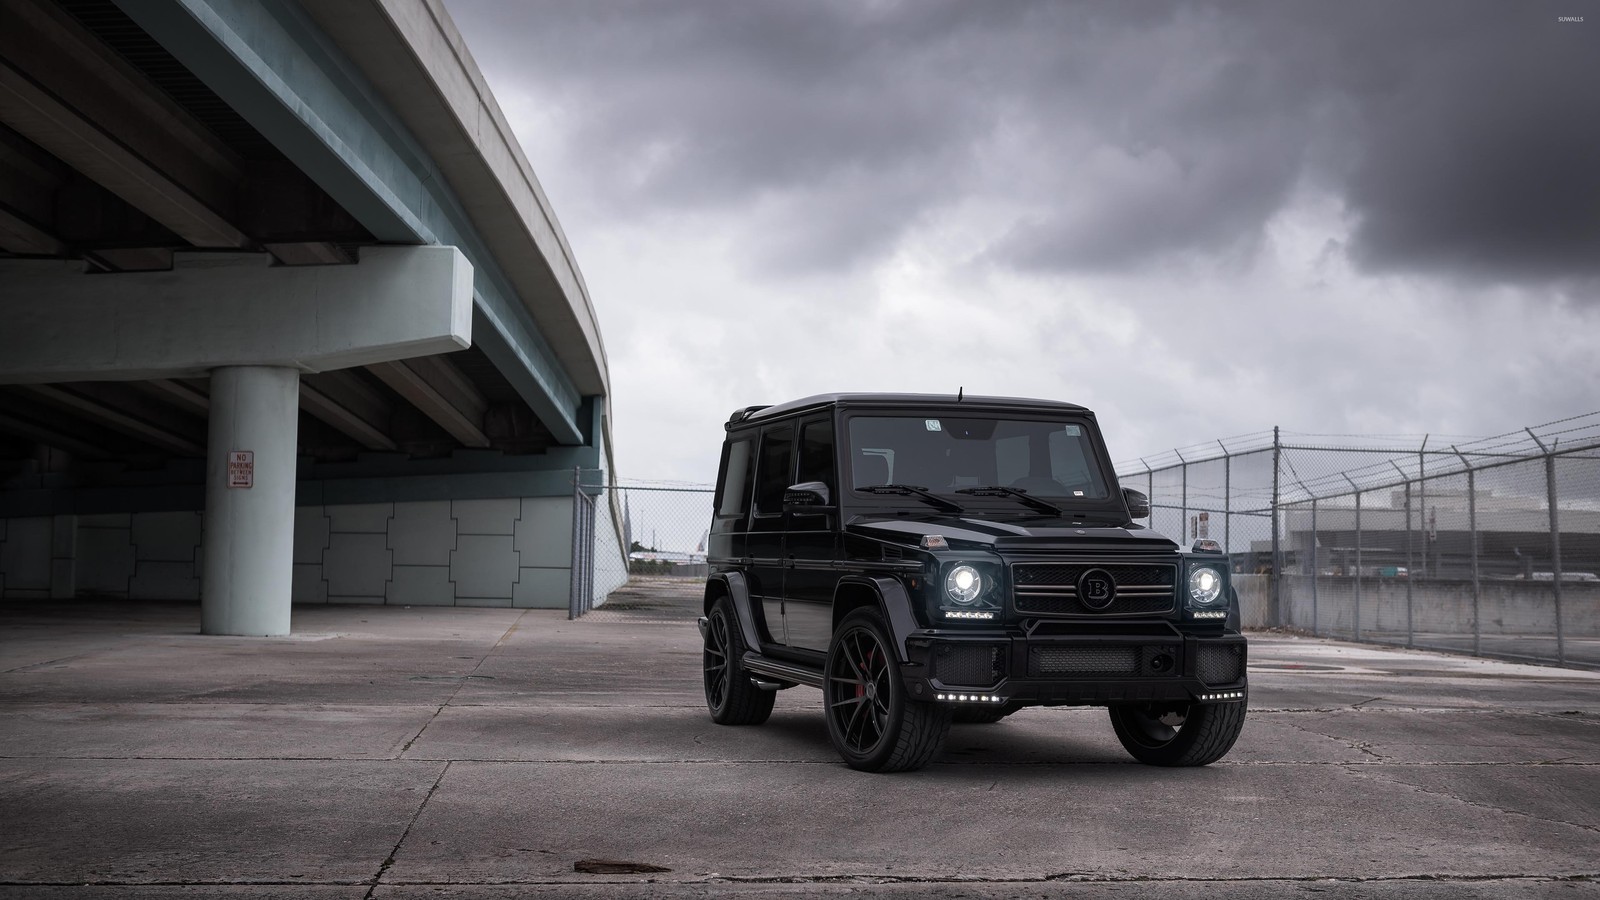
[0,0,624,633]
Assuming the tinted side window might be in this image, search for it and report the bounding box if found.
[797,418,835,495]
[716,437,755,519]
[754,425,795,515]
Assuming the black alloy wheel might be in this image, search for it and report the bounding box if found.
[824,609,951,772]
[703,596,775,725]
[1107,698,1247,766]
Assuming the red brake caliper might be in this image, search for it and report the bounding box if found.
[857,644,874,699]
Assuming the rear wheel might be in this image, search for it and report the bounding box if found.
[703,597,775,725]
[1108,699,1246,766]
[824,610,951,772]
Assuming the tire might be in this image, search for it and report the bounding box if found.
[1108,699,1247,766]
[703,596,775,725]
[824,609,951,772]
[951,703,1020,725]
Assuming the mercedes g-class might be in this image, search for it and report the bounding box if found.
[699,393,1246,772]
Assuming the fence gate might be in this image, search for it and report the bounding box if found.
[569,473,716,618]
[568,472,597,620]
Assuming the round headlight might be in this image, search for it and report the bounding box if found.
[1188,566,1223,606]
[945,565,983,605]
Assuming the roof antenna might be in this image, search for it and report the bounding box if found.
[957,386,964,402]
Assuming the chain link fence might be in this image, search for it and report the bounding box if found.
[570,474,714,618]
[568,413,1600,668]
[1118,412,1600,669]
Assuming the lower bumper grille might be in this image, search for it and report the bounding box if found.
[1197,642,1245,685]
[933,643,1005,686]
[1028,643,1180,678]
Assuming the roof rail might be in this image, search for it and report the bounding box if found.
[726,405,771,426]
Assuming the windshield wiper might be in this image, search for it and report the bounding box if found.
[859,484,964,513]
[955,485,1064,516]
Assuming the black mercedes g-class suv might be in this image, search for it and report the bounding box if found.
[699,393,1247,772]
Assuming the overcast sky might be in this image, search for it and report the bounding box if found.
[444,0,1599,485]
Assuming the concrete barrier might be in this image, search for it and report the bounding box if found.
[1235,573,1599,637]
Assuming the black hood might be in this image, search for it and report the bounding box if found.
[847,516,1179,554]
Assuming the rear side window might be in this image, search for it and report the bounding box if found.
[797,418,835,494]
[716,437,755,519]
[754,425,795,515]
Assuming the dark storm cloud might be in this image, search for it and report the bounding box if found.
[448,0,1600,284]
[1329,6,1600,284]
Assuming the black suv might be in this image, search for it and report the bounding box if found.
[699,393,1247,772]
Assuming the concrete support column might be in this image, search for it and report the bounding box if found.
[202,366,300,636]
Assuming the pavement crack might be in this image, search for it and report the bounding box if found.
[1,653,90,674]
[364,760,450,899]
[1276,717,1393,762]
[1342,765,1600,836]
[397,609,532,758]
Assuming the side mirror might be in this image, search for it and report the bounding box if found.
[783,481,831,513]
[1122,488,1150,520]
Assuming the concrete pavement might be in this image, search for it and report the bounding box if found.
[2,579,1598,898]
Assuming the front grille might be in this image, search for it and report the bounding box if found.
[1027,643,1181,678]
[934,643,1005,686]
[1012,563,1176,616]
[1197,643,1245,685]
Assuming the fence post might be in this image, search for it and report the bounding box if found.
[1270,426,1281,627]
[584,491,597,616]
[1220,441,1231,559]
[1142,459,1153,530]
[1404,481,1414,648]
[1454,447,1480,657]
[1311,497,1318,636]
[569,467,582,619]
[1355,489,1362,641]
[1176,450,1188,542]
[1343,473,1361,642]
[1546,452,1565,665]
[1526,430,1565,666]
[1418,436,1428,579]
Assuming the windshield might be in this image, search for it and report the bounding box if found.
[847,414,1110,502]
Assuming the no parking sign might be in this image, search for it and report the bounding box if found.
[228,451,254,488]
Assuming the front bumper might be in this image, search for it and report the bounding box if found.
[903,629,1248,707]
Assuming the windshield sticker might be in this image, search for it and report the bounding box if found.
[1064,425,1082,436]
[1074,490,1085,496]
[925,419,942,432]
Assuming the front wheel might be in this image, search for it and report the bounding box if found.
[703,597,775,725]
[1108,699,1246,766]
[824,610,951,772]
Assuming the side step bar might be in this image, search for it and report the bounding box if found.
[742,652,825,689]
